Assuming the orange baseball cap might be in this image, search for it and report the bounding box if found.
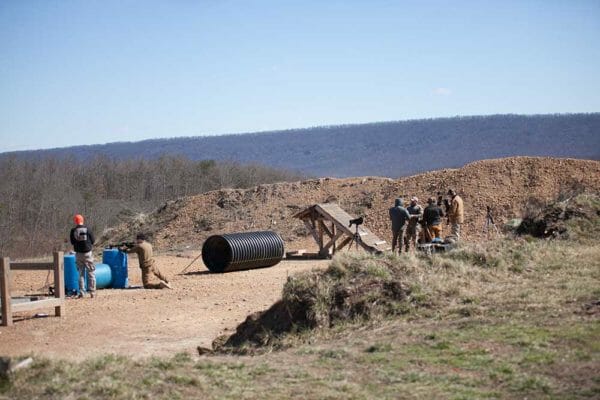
[73,214,84,225]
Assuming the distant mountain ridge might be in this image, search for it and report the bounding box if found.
[3,113,599,177]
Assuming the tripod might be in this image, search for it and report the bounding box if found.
[179,252,203,275]
[482,206,500,238]
[348,223,363,251]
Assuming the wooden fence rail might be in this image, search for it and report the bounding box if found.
[0,252,65,327]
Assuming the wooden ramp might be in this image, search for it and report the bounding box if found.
[294,203,391,257]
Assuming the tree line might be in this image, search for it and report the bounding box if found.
[0,155,304,257]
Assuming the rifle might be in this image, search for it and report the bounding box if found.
[437,193,451,223]
[105,242,135,251]
[443,199,451,213]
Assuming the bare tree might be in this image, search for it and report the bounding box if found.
[0,155,303,257]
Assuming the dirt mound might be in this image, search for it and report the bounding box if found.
[212,253,414,352]
[517,194,600,238]
[101,157,600,252]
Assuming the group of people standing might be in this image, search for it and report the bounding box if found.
[69,214,172,298]
[388,189,464,253]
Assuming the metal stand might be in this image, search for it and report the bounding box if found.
[482,207,500,238]
[179,252,203,275]
[347,225,362,251]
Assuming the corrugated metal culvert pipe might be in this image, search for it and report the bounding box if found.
[201,231,285,273]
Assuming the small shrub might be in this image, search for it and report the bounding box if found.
[365,343,393,353]
[150,358,174,371]
[444,244,502,269]
[432,341,451,350]
[173,352,192,364]
[166,374,200,386]
[319,349,349,359]
[517,193,600,239]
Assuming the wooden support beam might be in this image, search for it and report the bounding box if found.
[303,219,320,246]
[12,298,64,313]
[332,223,337,254]
[0,257,12,326]
[319,219,333,238]
[336,236,353,251]
[322,230,345,253]
[9,262,54,271]
[53,252,65,317]
[318,220,324,251]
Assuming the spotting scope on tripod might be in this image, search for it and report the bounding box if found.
[482,205,500,237]
[348,216,364,250]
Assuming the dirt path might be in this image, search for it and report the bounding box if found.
[2,253,329,360]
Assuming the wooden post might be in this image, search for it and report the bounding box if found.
[53,252,65,317]
[332,223,337,255]
[0,257,12,326]
[318,219,324,255]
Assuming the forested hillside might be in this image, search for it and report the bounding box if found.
[0,156,303,256]
[3,114,599,177]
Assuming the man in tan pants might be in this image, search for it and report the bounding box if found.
[123,234,172,289]
[447,189,465,240]
[404,197,423,251]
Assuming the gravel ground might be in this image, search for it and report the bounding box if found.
[2,253,329,360]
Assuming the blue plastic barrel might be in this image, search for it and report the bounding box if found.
[94,263,112,289]
[102,249,129,288]
[102,249,119,271]
[64,254,80,295]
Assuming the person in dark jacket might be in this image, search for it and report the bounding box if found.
[69,214,96,298]
[423,198,444,241]
[389,198,410,253]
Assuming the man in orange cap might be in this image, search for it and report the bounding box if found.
[69,214,96,298]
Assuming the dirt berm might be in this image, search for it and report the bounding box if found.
[213,192,600,353]
[101,157,600,251]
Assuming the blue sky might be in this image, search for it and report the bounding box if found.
[1,0,599,152]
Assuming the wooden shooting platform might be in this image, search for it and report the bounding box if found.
[1,252,65,326]
[293,203,391,258]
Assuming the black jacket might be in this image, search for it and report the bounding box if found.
[70,224,95,253]
[423,205,443,226]
[389,207,410,231]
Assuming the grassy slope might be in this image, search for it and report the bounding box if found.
[2,198,599,399]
